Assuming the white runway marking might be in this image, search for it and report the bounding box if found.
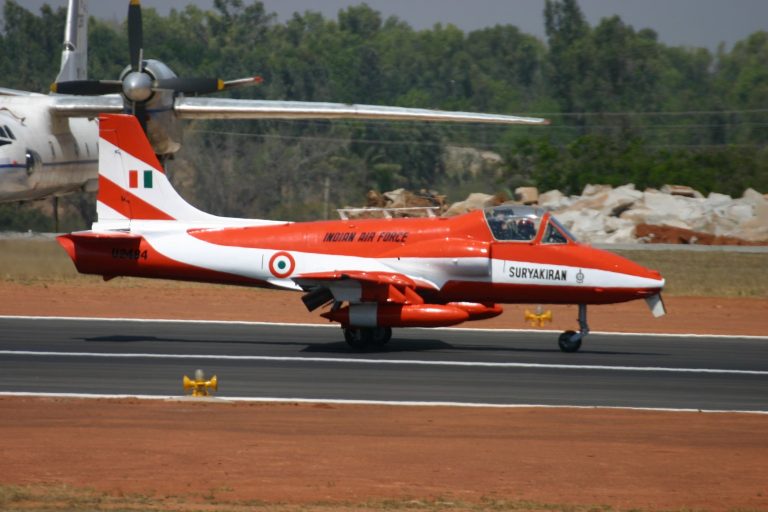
[1,314,767,340]
[2,349,767,376]
[1,391,767,415]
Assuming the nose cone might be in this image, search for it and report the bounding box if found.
[587,246,665,295]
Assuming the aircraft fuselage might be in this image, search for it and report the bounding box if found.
[0,94,97,201]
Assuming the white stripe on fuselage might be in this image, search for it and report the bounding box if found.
[129,224,662,293]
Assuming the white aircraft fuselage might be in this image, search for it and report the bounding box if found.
[0,93,97,201]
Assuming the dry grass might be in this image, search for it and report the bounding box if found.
[613,249,768,297]
[0,239,765,297]
[0,484,676,511]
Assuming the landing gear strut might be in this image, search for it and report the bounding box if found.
[343,326,392,349]
[558,304,589,353]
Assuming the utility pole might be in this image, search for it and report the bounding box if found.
[323,176,330,220]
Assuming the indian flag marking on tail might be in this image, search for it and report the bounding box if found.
[129,170,154,189]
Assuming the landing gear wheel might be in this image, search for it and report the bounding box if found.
[557,304,589,352]
[558,331,582,353]
[343,328,366,349]
[343,327,391,349]
[372,327,392,346]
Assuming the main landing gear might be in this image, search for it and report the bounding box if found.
[343,326,393,349]
[558,304,590,353]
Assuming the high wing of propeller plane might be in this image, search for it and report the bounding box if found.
[0,0,548,205]
[58,114,666,353]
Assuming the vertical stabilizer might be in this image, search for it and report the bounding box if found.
[55,0,88,83]
[94,114,221,230]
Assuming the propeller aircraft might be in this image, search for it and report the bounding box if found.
[0,0,548,208]
[58,114,667,353]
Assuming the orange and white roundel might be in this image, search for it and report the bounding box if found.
[269,251,295,278]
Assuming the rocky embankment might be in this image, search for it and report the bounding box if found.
[367,185,768,245]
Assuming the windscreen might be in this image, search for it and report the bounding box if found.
[542,215,577,244]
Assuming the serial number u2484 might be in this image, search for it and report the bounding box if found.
[111,248,148,260]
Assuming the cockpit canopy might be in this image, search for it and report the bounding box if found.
[0,124,16,148]
[483,205,576,244]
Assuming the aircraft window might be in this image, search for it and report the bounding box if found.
[73,142,80,157]
[4,126,14,140]
[542,221,567,244]
[49,141,56,158]
[0,140,10,148]
[85,142,90,156]
[543,216,577,244]
[485,206,542,242]
[0,126,7,138]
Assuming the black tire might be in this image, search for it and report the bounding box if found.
[344,328,367,349]
[371,326,392,346]
[558,330,582,353]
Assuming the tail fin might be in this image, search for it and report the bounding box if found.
[95,114,218,230]
[55,0,88,83]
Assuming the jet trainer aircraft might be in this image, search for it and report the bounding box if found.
[58,114,667,352]
[0,0,548,205]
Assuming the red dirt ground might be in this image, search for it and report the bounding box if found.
[1,281,766,336]
[1,282,767,510]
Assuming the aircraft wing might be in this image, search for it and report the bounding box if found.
[48,95,549,125]
[293,270,438,311]
[49,95,124,117]
[0,87,39,96]
[174,97,550,125]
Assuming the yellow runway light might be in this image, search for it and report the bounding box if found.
[524,308,553,327]
[183,369,218,397]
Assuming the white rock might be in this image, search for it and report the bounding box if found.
[658,218,693,230]
[726,203,755,223]
[602,184,643,216]
[661,184,703,198]
[443,193,497,216]
[603,225,637,244]
[514,186,539,205]
[704,192,733,207]
[605,216,635,233]
[554,209,607,241]
[538,190,571,210]
[742,188,767,206]
[582,184,613,197]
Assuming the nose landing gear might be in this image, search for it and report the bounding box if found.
[558,304,589,352]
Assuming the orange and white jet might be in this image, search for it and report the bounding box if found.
[58,114,666,352]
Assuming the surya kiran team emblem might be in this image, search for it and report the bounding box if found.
[269,251,295,278]
[128,169,154,189]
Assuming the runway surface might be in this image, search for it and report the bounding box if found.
[1,316,766,411]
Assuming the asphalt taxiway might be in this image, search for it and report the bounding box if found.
[1,316,766,411]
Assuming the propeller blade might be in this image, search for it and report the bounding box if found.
[222,76,264,90]
[51,80,123,95]
[128,0,143,71]
[153,77,224,95]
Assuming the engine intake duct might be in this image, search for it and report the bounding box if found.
[302,287,334,312]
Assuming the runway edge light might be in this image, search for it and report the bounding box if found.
[525,307,553,327]
[183,369,218,397]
